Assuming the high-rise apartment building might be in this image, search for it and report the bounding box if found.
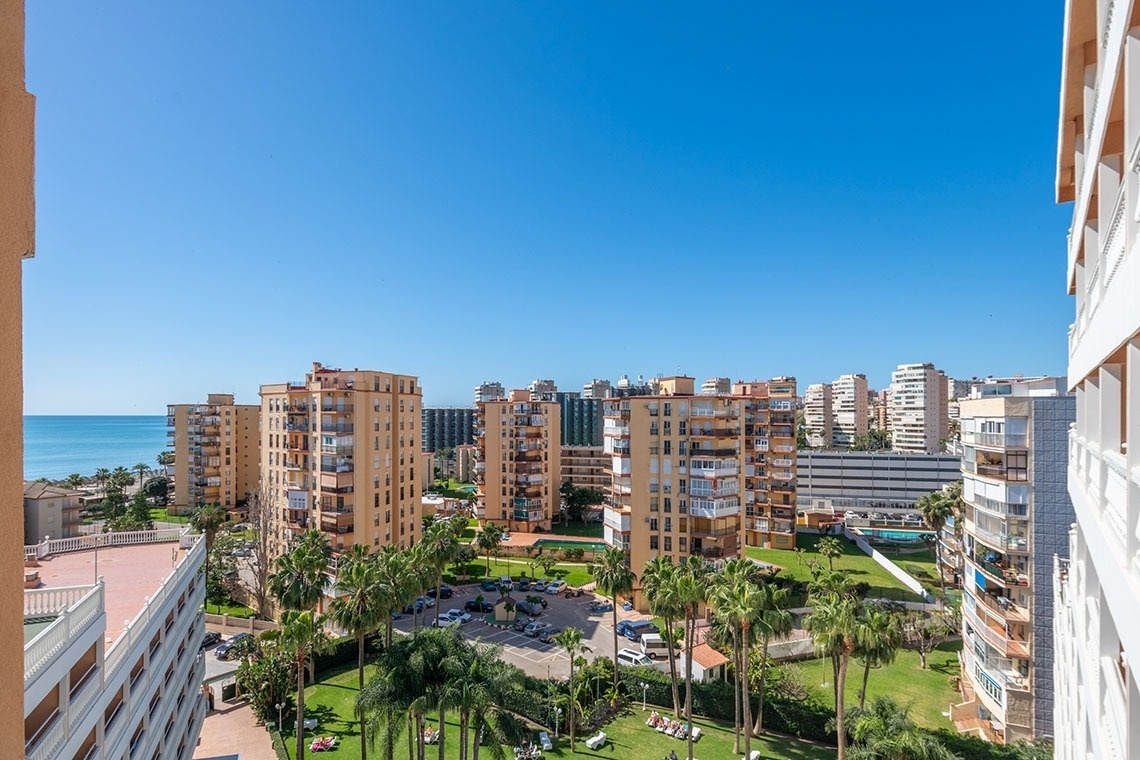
[953,377,1073,744]
[1053,6,1140,757]
[260,363,422,557]
[421,406,476,452]
[889,363,949,454]
[832,373,869,448]
[949,377,974,401]
[582,378,612,398]
[474,381,506,405]
[803,383,833,448]
[700,377,731,396]
[555,392,605,446]
[560,445,609,492]
[602,377,796,610]
[4,0,36,739]
[165,393,260,515]
[528,379,558,401]
[871,389,891,432]
[475,390,561,531]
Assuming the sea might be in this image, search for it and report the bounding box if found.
[24,416,168,481]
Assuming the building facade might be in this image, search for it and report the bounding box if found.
[527,379,558,401]
[475,390,561,531]
[954,378,1074,744]
[803,383,833,448]
[582,378,612,398]
[165,393,260,515]
[700,377,731,395]
[602,377,796,610]
[556,392,605,446]
[260,362,422,557]
[23,529,207,760]
[560,445,609,492]
[23,482,83,544]
[1053,4,1140,757]
[832,373,869,448]
[889,362,950,454]
[474,381,506,405]
[420,406,476,452]
[796,450,961,513]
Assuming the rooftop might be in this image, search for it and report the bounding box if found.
[23,481,84,499]
[30,542,189,644]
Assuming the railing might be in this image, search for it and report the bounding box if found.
[964,431,1028,448]
[70,665,101,725]
[25,526,188,561]
[969,522,1028,553]
[967,495,1028,517]
[25,709,64,760]
[25,583,104,681]
[320,404,354,414]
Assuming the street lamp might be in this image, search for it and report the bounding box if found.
[276,702,284,733]
[553,706,562,739]
[641,681,649,711]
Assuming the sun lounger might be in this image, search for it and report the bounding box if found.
[586,731,607,750]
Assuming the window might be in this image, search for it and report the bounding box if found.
[650,535,659,551]
[664,536,672,551]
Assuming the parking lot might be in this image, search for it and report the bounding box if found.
[391,583,651,679]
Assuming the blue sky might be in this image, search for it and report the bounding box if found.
[24,2,1071,413]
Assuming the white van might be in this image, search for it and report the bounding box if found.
[616,648,654,668]
[639,632,672,660]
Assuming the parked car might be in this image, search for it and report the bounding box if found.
[215,633,252,660]
[231,547,251,558]
[516,579,531,592]
[545,580,566,595]
[464,599,494,613]
[513,617,535,632]
[533,580,548,592]
[616,619,659,641]
[444,608,471,624]
[426,585,453,599]
[525,621,553,637]
[588,601,614,614]
[516,599,545,616]
[434,614,462,628]
[538,627,562,644]
[416,596,436,608]
[617,648,654,667]
[480,579,500,592]
[200,631,222,650]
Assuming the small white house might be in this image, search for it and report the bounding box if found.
[677,643,729,684]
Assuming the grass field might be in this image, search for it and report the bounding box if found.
[799,640,961,729]
[745,534,926,603]
[204,600,256,618]
[447,558,595,587]
[148,507,190,524]
[548,521,605,539]
[279,663,833,759]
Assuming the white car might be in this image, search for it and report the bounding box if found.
[545,580,566,595]
[444,608,471,624]
[434,614,462,629]
[524,621,553,637]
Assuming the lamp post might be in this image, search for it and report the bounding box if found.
[553,706,561,739]
[641,681,648,711]
[276,702,284,733]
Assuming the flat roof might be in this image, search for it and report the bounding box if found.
[32,542,190,644]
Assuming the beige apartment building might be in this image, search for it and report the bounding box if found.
[3,0,35,742]
[475,390,561,531]
[832,373,869,448]
[602,377,797,610]
[260,362,423,557]
[560,445,608,492]
[23,482,83,544]
[803,383,833,448]
[454,444,477,482]
[165,393,260,515]
[889,362,950,454]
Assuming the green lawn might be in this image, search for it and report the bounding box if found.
[280,664,832,760]
[745,534,926,603]
[204,600,256,618]
[148,507,190,524]
[876,546,941,593]
[547,521,605,539]
[448,558,594,587]
[801,641,961,729]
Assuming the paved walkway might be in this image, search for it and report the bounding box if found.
[194,700,276,760]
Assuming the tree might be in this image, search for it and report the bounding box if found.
[328,545,385,760]
[422,517,463,627]
[917,491,955,599]
[816,536,843,571]
[711,559,756,756]
[677,556,710,760]
[374,545,414,647]
[156,450,173,470]
[108,489,155,532]
[846,696,958,760]
[475,522,503,576]
[805,587,865,760]
[203,533,240,606]
[552,627,589,751]
[191,503,229,600]
[269,529,331,613]
[262,610,333,760]
[589,547,636,696]
[899,609,953,670]
[94,467,110,496]
[133,462,150,488]
[855,607,902,710]
[235,645,293,726]
[560,480,604,524]
[535,552,556,579]
[142,476,168,505]
[853,429,891,452]
[752,583,793,735]
[642,556,684,718]
[242,484,275,617]
[63,473,84,491]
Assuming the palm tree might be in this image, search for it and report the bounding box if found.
[855,608,902,710]
[552,627,589,751]
[711,559,754,755]
[642,556,684,717]
[328,545,385,760]
[805,593,865,760]
[269,530,332,613]
[677,556,709,760]
[475,522,503,576]
[917,491,954,599]
[421,520,460,627]
[589,547,636,696]
[374,545,414,646]
[847,695,958,760]
[262,610,333,760]
[156,450,173,470]
[63,473,84,491]
[816,536,843,571]
[133,462,150,489]
[751,583,793,736]
[94,467,110,496]
[191,503,229,609]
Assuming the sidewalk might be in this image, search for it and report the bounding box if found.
[194,700,276,760]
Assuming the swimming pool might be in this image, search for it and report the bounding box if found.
[533,539,607,552]
[861,529,934,543]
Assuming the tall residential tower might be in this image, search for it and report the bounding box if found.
[889,362,950,454]
[166,393,260,515]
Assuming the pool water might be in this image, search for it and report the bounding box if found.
[533,539,607,552]
[864,529,934,543]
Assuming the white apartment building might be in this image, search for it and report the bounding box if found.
[803,383,833,448]
[23,528,207,760]
[832,373,869,448]
[952,377,1074,744]
[699,377,731,396]
[889,362,949,454]
[527,379,558,401]
[474,381,506,405]
[1053,4,1140,758]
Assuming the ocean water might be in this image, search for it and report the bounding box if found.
[24,416,168,480]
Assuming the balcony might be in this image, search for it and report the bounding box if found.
[968,554,1028,588]
[320,404,354,415]
[690,524,738,539]
[964,431,1028,449]
[965,608,1029,660]
[320,462,353,474]
[285,421,309,432]
[689,497,741,519]
[690,427,741,438]
[969,588,1029,624]
[690,406,736,418]
[689,460,738,479]
[967,494,1028,518]
[968,521,1028,554]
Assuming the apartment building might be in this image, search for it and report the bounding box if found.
[475,390,561,531]
[871,389,891,433]
[582,378,612,398]
[1053,5,1140,758]
[889,362,949,454]
[602,377,796,610]
[3,2,34,744]
[23,529,207,760]
[165,393,259,515]
[474,381,506,404]
[560,445,609,492]
[260,362,422,557]
[24,482,84,544]
[420,406,476,452]
[700,377,731,396]
[555,392,605,446]
[832,373,869,448]
[528,379,558,401]
[796,450,961,514]
[953,377,1074,744]
[803,383,833,448]
[453,444,477,483]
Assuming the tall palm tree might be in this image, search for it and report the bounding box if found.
[262,610,333,760]
[752,583,793,736]
[328,545,385,760]
[589,547,636,696]
[711,559,753,755]
[156,450,173,470]
[805,593,865,760]
[133,462,150,489]
[475,522,503,576]
[94,467,110,496]
[552,627,589,751]
[855,608,902,711]
[191,502,228,607]
[407,544,438,633]
[816,536,843,571]
[917,491,954,599]
[374,545,414,646]
[642,556,683,717]
[421,519,460,627]
[64,473,84,491]
[677,556,709,760]
[269,530,332,613]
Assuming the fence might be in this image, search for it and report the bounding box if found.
[204,613,279,636]
[25,526,189,561]
[844,527,936,603]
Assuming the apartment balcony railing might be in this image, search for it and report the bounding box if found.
[689,497,741,519]
[320,463,353,474]
[969,554,1028,587]
[320,404,354,414]
[513,509,544,522]
[963,460,1027,482]
[24,584,105,682]
[690,427,741,438]
[968,522,1028,553]
[963,431,1028,448]
[970,588,1029,624]
[285,421,309,432]
[690,406,736,418]
[967,494,1028,517]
